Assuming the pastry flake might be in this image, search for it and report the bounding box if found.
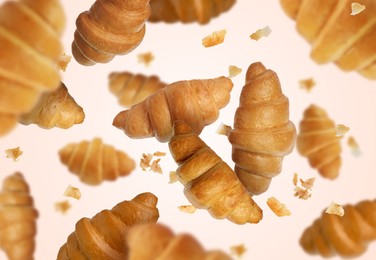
[57,53,72,71]
[55,200,72,214]
[216,122,232,136]
[202,29,227,47]
[5,147,23,161]
[335,124,350,137]
[351,3,366,15]
[228,65,242,78]
[230,244,247,258]
[63,184,81,200]
[137,51,155,66]
[168,171,178,184]
[299,78,316,92]
[250,26,271,41]
[347,136,361,157]
[267,197,291,217]
[178,205,196,214]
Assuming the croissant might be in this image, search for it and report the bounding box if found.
[169,121,263,224]
[109,72,167,107]
[300,199,376,258]
[0,172,39,260]
[280,0,376,79]
[113,76,233,142]
[228,62,296,195]
[0,0,65,136]
[57,192,159,259]
[19,82,85,129]
[72,0,151,66]
[296,104,341,179]
[58,138,136,185]
[126,223,232,259]
[148,0,236,24]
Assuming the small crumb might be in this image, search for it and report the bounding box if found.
[250,26,271,41]
[150,158,163,174]
[300,177,316,190]
[216,123,232,136]
[228,65,242,78]
[202,29,226,47]
[292,172,298,186]
[336,124,350,136]
[178,205,196,214]
[54,200,72,214]
[347,136,361,157]
[57,53,72,71]
[299,78,316,92]
[351,2,365,15]
[5,147,23,161]
[137,51,154,66]
[169,171,179,184]
[63,184,81,200]
[230,244,247,258]
[267,197,291,217]
[294,186,311,200]
[326,201,345,217]
[140,153,153,171]
[153,151,166,157]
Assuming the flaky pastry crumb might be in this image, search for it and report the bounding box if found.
[169,171,178,184]
[300,178,316,190]
[178,205,196,214]
[250,26,271,41]
[228,65,242,78]
[292,172,298,186]
[55,200,72,214]
[351,2,366,15]
[336,124,350,136]
[294,186,311,200]
[230,244,247,258]
[137,51,154,66]
[150,158,163,174]
[216,123,232,136]
[299,78,316,92]
[153,151,166,157]
[5,147,23,161]
[140,153,153,170]
[267,197,291,217]
[347,136,361,157]
[63,184,81,200]
[57,53,72,71]
[202,29,226,47]
[325,201,345,217]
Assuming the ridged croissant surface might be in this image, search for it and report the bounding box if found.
[297,104,341,179]
[59,138,136,185]
[19,82,85,129]
[280,0,376,79]
[113,76,233,142]
[169,121,263,225]
[72,0,151,66]
[0,0,65,136]
[149,0,236,24]
[127,223,232,260]
[57,192,159,260]
[228,62,296,196]
[300,199,376,258]
[109,72,167,107]
[0,172,39,260]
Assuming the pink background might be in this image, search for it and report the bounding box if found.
[1,0,376,259]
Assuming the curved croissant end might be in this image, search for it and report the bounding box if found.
[72,0,151,66]
[57,192,159,260]
[228,62,296,195]
[59,138,136,185]
[0,172,39,260]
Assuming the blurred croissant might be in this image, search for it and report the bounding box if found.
[0,172,39,260]
[57,192,159,260]
[149,0,236,24]
[169,121,263,224]
[113,76,233,142]
[297,104,341,179]
[59,138,136,185]
[228,62,296,195]
[109,72,167,107]
[280,0,376,79]
[0,0,65,136]
[19,82,85,129]
[300,199,376,258]
[127,223,232,259]
[72,0,151,66]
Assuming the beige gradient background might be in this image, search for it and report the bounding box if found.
[1,0,376,259]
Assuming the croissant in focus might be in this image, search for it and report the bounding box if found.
[0,172,39,260]
[57,192,159,260]
[72,0,151,66]
[58,138,135,185]
[280,0,376,79]
[169,121,263,224]
[19,82,85,129]
[228,62,296,195]
[109,72,167,107]
[297,104,341,179]
[0,0,65,136]
[300,199,376,258]
[149,0,236,24]
[113,76,233,142]
[126,223,232,259]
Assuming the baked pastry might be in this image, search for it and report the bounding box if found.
[228,62,296,195]
[280,0,376,79]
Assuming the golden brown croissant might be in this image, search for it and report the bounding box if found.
[72,0,151,66]
[0,172,39,260]
[113,76,233,142]
[300,199,376,258]
[169,121,263,224]
[126,223,232,259]
[109,72,167,107]
[280,0,376,79]
[148,0,236,24]
[58,138,136,185]
[57,192,159,260]
[0,0,65,136]
[19,82,85,129]
[228,62,296,195]
[297,104,341,179]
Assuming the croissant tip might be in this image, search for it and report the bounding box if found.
[113,110,128,129]
[246,62,267,81]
